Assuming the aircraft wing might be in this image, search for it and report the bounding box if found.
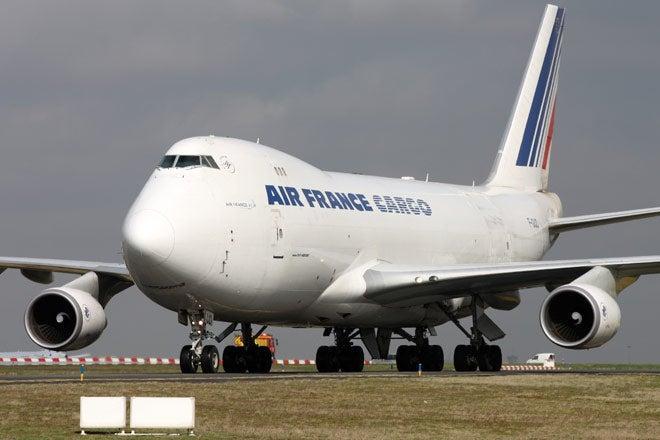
[549,207,660,234]
[362,256,660,307]
[0,256,132,283]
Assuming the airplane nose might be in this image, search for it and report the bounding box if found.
[122,209,175,267]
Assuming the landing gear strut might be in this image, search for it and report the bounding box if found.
[445,296,502,372]
[316,328,364,373]
[222,323,272,374]
[179,310,221,374]
[394,327,444,372]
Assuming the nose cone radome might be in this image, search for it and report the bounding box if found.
[122,209,175,267]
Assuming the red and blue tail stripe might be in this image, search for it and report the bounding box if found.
[516,8,565,168]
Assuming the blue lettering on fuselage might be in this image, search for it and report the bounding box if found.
[264,185,432,216]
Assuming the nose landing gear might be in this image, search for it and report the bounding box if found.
[179,310,222,374]
[178,314,272,374]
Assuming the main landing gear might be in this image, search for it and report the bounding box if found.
[178,311,272,374]
[222,323,272,374]
[394,327,444,372]
[443,296,503,372]
[316,328,365,372]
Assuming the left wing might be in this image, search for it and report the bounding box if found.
[0,256,132,283]
[549,207,660,234]
[358,256,660,307]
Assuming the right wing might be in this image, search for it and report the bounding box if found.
[0,256,132,283]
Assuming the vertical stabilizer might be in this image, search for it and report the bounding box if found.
[485,4,565,191]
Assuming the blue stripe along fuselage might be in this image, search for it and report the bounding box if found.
[516,8,565,167]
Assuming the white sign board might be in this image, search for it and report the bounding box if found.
[130,397,195,429]
[80,397,126,430]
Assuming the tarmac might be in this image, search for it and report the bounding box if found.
[1,369,658,384]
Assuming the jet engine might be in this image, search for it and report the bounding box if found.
[24,273,107,350]
[540,282,621,349]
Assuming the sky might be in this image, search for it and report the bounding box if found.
[1,0,659,363]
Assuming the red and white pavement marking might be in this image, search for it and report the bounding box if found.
[0,357,178,365]
[501,364,557,371]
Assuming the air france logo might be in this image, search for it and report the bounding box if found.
[83,305,91,320]
[265,185,432,216]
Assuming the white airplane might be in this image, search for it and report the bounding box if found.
[2,4,659,374]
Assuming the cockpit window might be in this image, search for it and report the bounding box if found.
[205,155,220,169]
[159,155,177,168]
[175,155,201,168]
[201,156,213,168]
[157,154,220,170]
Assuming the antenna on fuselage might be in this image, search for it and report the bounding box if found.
[256,137,261,144]
[425,173,429,182]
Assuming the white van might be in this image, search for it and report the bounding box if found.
[525,353,556,368]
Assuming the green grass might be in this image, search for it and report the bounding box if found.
[0,372,658,439]
[563,363,660,372]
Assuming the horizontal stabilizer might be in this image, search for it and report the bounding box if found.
[549,207,660,233]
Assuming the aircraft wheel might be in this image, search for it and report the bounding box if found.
[223,345,246,373]
[179,345,198,374]
[316,345,340,372]
[350,346,364,372]
[453,345,478,372]
[396,345,417,372]
[478,345,502,372]
[200,345,220,374]
[339,346,364,372]
[256,346,273,373]
[422,345,444,372]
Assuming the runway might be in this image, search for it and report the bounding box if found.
[2,369,658,384]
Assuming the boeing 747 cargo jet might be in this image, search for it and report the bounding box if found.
[2,4,659,373]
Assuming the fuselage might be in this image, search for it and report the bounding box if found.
[121,136,562,327]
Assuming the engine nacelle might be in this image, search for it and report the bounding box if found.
[24,275,107,351]
[540,282,621,349]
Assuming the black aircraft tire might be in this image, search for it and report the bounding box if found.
[422,345,444,372]
[339,346,364,372]
[478,345,502,372]
[258,346,273,373]
[396,345,416,372]
[316,346,332,373]
[454,345,477,372]
[351,346,364,372]
[200,345,220,374]
[179,345,198,374]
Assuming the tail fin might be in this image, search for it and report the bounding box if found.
[485,4,565,191]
